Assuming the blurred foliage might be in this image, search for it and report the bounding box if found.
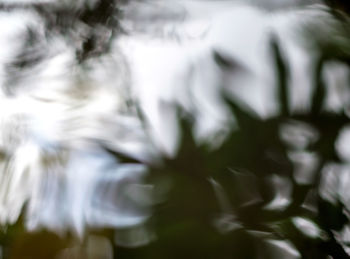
[325,0,350,15]
[0,1,350,259]
[115,37,350,258]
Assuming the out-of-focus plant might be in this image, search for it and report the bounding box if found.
[114,36,350,258]
[0,1,350,259]
[325,0,350,15]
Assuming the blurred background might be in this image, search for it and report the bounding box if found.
[0,0,349,258]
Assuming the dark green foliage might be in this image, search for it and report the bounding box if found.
[325,0,350,15]
[0,1,350,258]
[115,38,350,258]
[271,36,290,116]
